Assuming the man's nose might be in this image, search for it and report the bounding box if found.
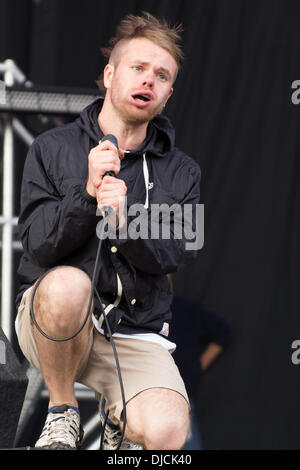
[142,73,154,88]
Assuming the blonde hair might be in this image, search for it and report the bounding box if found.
[96,11,184,90]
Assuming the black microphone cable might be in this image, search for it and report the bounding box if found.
[29,216,126,450]
[29,134,120,343]
[29,134,127,450]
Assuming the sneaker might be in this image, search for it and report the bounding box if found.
[96,393,143,450]
[35,404,84,450]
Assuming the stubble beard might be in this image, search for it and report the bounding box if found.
[110,86,164,126]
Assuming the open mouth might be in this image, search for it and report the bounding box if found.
[132,94,152,103]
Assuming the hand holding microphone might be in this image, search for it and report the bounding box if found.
[86,134,123,196]
[86,134,127,228]
[101,134,119,177]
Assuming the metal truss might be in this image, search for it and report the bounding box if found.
[0,59,100,341]
[0,60,101,448]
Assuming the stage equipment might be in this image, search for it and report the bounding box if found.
[0,327,28,448]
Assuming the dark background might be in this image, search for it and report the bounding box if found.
[1,0,300,450]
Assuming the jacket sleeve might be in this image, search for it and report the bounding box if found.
[112,163,202,275]
[18,138,98,267]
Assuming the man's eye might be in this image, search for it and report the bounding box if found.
[158,73,167,81]
[133,66,142,71]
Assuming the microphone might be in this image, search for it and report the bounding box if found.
[100,134,119,178]
[99,134,119,221]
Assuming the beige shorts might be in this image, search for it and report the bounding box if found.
[16,286,189,421]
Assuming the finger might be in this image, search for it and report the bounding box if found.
[97,142,125,160]
[101,162,121,176]
[98,198,125,216]
[98,190,127,204]
[98,140,119,153]
[90,150,120,168]
[101,175,126,185]
[97,184,127,199]
[89,159,117,176]
[100,178,127,192]
[92,169,118,188]
[101,175,118,183]
[119,148,126,159]
[98,197,124,208]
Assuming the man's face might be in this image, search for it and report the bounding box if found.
[104,38,178,125]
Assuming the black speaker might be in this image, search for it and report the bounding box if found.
[0,327,28,448]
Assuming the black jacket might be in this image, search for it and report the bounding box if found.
[17,98,201,336]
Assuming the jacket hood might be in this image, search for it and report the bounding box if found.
[75,98,175,157]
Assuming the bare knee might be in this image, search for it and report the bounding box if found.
[125,389,190,450]
[33,266,92,333]
[144,413,190,450]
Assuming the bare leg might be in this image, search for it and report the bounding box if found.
[117,388,190,450]
[32,266,93,409]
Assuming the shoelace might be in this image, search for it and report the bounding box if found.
[102,423,121,444]
[103,424,142,450]
[99,395,143,450]
[38,411,79,446]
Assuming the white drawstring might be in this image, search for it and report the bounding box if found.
[100,145,150,209]
[143,153,149,209]
[96,273,123,329]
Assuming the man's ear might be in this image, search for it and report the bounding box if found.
[103,63,114,89]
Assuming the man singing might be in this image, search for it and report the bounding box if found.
[15,12,201,450]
